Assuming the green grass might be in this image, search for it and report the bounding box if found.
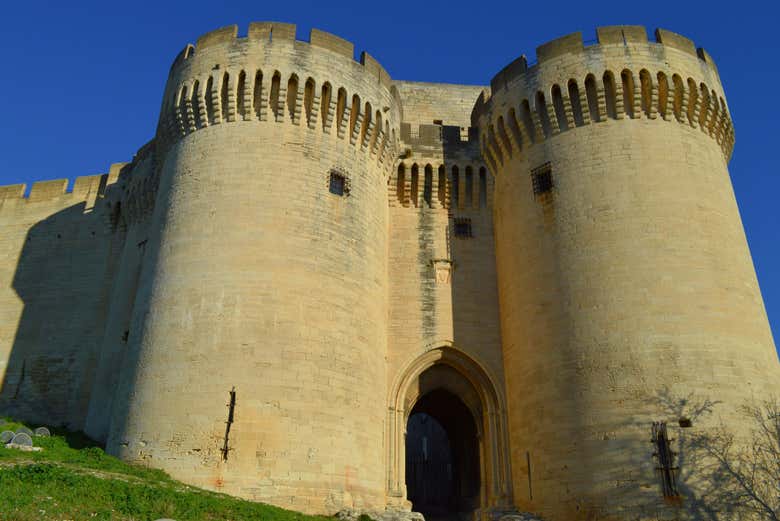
[0,417,335,521]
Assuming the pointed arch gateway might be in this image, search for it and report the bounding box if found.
[386,345,513,518]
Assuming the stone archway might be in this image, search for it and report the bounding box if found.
[406,385,480,519]
[386,345,513,519]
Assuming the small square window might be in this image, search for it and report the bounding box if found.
[454,217,472,238]
[329,171,348,196]
[531,162,553,196]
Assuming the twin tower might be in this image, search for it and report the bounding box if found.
[0,22,777,521]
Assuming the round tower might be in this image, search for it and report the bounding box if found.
[474,26,779,520]
[106,23,400,514]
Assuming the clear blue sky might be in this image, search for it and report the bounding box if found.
[0,1,777,349]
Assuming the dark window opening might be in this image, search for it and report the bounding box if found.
[329,171,348,196]
[465,167,473,207]
[423,165,433,207]
[454,218,472,238]
[531,163,553,197]
[479,168,487,209]
[451,166,460,209]
[652,422,680,499]
[678,418,692,428]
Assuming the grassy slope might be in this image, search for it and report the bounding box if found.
[0,419,333,521]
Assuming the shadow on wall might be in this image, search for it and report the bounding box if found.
[641,389,780,521]
[0,176,130,436]
[575,387,779,521]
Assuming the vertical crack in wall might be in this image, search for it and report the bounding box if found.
[220,387,236,461]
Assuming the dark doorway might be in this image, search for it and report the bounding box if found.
[405,388,480,521]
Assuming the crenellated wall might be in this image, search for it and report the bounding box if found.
[0,163,132,431]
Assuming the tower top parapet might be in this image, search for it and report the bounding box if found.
[472,26,734,172]
[157,22,402,175]
[486,26,721,96]
[168,23,392,90]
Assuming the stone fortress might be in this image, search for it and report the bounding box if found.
[0,21,777,521]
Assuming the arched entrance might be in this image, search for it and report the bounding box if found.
[386,345,513,519]
[406,387,480,519]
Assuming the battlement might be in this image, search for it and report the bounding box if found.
[473,26,734,173]
[170,23,392,89]
[157,23,402,174]
[488,26,719,94]
[0,164,125,207]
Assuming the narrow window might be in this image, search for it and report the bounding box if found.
[191,80,202,126]
[652,422,680,499]
[371,110,382,149]
[603,71,617,119]
[253,70,263,120]
[520,99,536,141]
[304,77,315,125]
[687,78,698,125]
[451,166,460,209]
[551,85,568,131]
[423,165,433,207]
[437,165,447,207]
[336,88,347,132]
[535,91,551,137]
[585,74,600,122]
[320,82,332,130]
[361,102,372,144]
[657,72,669,119]
[454,217,472,238]
[349,94,361,137]
[621,70,635,119]
[269,72,281,120]
[411,164,419,207]
[287,74,299,121]
[672,75,684,121]
[329,170,348,196]
[698,83,710,128]
[205,76,216,124]
[640,70,653,116]
[465,166,474,207]
[479,168,487,209]
[177,85,188,128]
[221,72,230,121]
[531,162,553,197]
[507,108,524,149]
[397,164,406,205]
[568,80,585,126]
[236,71,246,118]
